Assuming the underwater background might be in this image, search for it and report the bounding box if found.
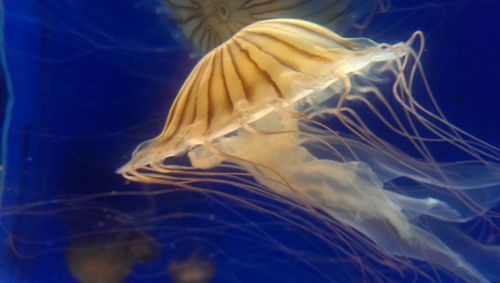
[1,0,499,282]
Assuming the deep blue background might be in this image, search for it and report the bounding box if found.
[1,0,499,282]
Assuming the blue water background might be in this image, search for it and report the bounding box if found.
[1,0,499,282]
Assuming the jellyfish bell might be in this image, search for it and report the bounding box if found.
[118,18,405,175]
[168,254,214,283]
[163,0,381,54]
[65,231,157,283]
[119,19,500,283]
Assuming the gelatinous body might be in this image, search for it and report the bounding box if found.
[66,232,157,283]
[169,255,214,283]
[164,0,378,53]
[120,19,398,171]
[119,19,500,283]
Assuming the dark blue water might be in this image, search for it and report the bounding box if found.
[1,1,499,282]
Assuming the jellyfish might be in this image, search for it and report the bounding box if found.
[118,19,500,282]
[65,231,157,283]
[163,0,380,54]
[168,254,214,283]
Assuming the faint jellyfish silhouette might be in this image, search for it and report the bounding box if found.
[168,254,214,283]
[65,231,157,283]
[163,0,381,53]
[118,19,500,283]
